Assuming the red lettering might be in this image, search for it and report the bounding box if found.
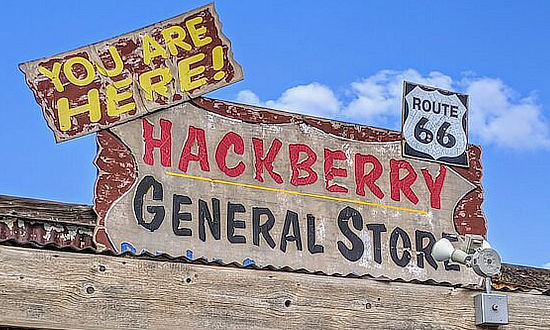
[421,165,446,209]
[324,148,348,193]
[178,126,210,172]
[355,153,384,199]
[215,132,246,177]
[142,118,172,167]
[390,159,419,204]
[289,144,318,186]
[252,138,283,184]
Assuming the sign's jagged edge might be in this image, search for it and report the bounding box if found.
[93,97,486,285]
[93,129,137,252]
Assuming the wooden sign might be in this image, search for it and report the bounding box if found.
[19,4,242,142]
[402,81,469,167]
[94,98,486,284]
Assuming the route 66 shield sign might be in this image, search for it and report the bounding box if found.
[402,81,469,167]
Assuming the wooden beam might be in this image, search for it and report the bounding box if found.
[0,245,547,329]
[0,195,95,227]
[0,194,548,294]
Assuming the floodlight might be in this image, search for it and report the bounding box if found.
[432,234,499,272]
[471,248,501,278]
[432,238,470,264]
[432,234,508,326]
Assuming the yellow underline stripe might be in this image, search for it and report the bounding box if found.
[165,171,428,215]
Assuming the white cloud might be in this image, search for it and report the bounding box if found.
[237,83,340,118]
[543,262,550,269]
[235,70,550,150]
[465,78,550,149]
[345,69,454,127]
[236,90,261,106]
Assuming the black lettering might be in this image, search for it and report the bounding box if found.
[433,101,441,114]
[198,198,221,241]
[133,175,164,232]
[412,97,421,110]
[366,224,387,264]
[307,214,324,254]
[252,207,276,249]
[415,230,437,270]
[442,103,450,116]
[280,210,303,252]
[227,202,246,244]
[422,99,431,112]
[450,105,458,118]
[390,227,411,267]
[442,233,460,271]
[172,194,192,236]
[337,206,364,262]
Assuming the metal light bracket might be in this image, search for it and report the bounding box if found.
[462,234,485,254]
[474,277,509,326]
[433,235,509,326]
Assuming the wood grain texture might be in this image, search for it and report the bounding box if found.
[0,245,547,329]
[0,195,95,227]
[0,194,547,293]
[19,4,243,143]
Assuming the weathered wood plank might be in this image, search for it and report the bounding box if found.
[0,193,547,295]
[0,245,547,329]
[0,195,95,226]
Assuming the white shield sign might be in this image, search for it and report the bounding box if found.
[402,82,469,167]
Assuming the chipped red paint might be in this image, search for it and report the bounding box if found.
[451,145,486,237]
[193,97,403,142]
[93,130,137,250]
[19,4,242,142]
[192,98,294,124]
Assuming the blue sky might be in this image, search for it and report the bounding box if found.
[1,1,549,268]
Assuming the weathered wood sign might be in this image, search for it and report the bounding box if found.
[19,4,242,142]
[94,98,486,285]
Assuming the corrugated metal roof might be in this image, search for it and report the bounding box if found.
[0,195,94,249]
[1,194,548,295]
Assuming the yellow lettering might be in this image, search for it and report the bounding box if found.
[107,78,135,116]
[57,89,101,131]
[162,25,192,56]
[143,34,168,65]
[178,53,206,92]
[96,46,124,77]
[139,67,173,101]
[185,17,212,48]
[211,45,226,81]
[63,57,96,86]
[38,62,64,92]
